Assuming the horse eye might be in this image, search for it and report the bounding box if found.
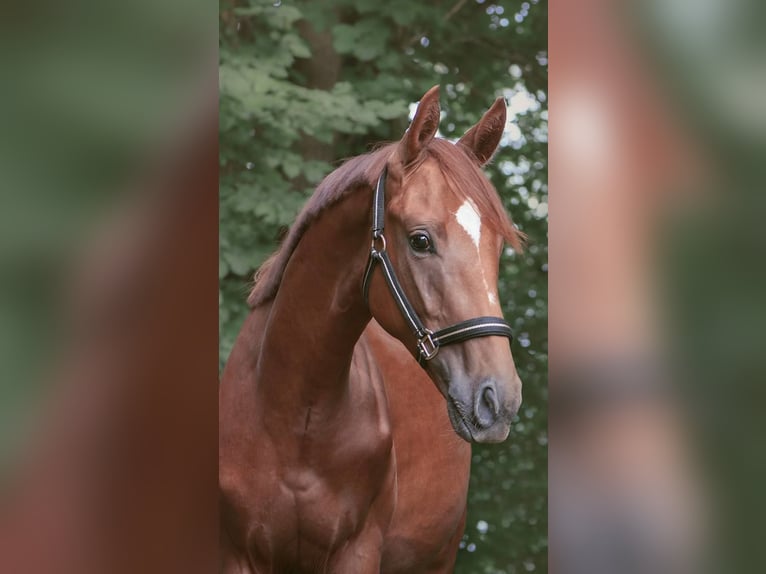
[408,232,432,252]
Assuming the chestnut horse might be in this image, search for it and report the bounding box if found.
[219,86,524,573]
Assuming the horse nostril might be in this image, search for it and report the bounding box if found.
[474,382,500,429]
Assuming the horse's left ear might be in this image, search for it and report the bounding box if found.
[457,97,507,166]
[399,85,441,165]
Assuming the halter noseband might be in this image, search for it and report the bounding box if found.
[362,167,514,364]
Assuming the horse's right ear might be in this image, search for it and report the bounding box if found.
[398,85,441,165]
[457,97,507,166]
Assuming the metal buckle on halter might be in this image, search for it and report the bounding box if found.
[417,330,439,361]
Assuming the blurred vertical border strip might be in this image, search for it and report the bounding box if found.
[551,0,766,571]
[0,1,219,573]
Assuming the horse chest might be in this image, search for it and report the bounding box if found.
[278,425,395,541]
[224,424,395,572]
[232,468,390,573]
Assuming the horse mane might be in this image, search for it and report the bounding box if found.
[247,138,525,308]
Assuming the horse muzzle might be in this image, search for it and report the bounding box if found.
[447,379,521,444]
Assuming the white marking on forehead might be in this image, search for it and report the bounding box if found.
[454,199,498,307]
[454,199,482,249]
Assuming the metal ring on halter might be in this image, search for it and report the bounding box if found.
[371,233,387,253]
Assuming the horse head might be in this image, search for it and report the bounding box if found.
[366,86,524,443]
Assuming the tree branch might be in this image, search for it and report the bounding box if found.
[405,0,472,49]
[444,0,470,23]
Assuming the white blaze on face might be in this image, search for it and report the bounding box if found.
[455,200,482,250]
[454,199,497,306]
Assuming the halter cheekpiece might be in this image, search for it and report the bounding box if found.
[362,167,514,364]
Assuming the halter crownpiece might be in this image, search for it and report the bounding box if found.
[362,167,514,364]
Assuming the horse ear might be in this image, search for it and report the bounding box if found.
[399,85,441,165]
[457,97,507,166]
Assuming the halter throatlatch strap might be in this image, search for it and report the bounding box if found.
[363,168,513,364]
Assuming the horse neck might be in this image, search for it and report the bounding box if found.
[255,187,374,408]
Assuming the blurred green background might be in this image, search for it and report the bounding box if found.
[219,1,547,572]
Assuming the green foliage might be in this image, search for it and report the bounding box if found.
[220,1,547,571]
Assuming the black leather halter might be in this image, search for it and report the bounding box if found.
[362,167,514,364]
